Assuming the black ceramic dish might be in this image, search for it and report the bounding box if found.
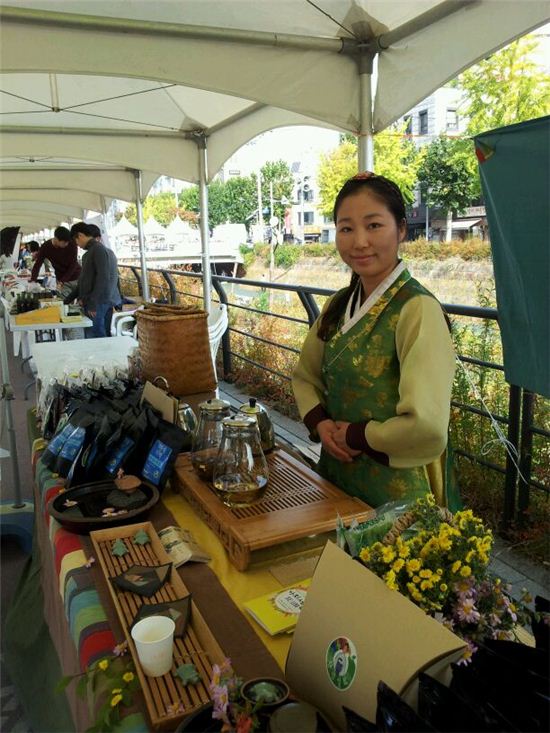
[48,479,159,534]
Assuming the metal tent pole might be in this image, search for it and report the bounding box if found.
[357,51,375,172]
[133,169,150,302]
[0,300,23,507]
[196,134,212,312]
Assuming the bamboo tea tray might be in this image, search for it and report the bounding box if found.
[173,450,373,570]
[90,521,225,730]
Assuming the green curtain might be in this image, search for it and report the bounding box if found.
[475,116,550,399]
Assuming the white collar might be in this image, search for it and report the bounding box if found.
[341,261,407,335]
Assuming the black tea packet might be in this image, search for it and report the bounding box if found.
[111,563,172,597]
[131,595,192,637]
[140,419,188,490]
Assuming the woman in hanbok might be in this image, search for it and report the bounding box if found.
[292,173,459,510]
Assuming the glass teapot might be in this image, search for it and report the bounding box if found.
[212,415,269,507]
[191,398,231,481]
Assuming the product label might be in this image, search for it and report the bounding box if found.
[142,440,171,485]
[59,426,86,461]
[105,436,135,475]
[326,636,358,691]
[46,424,75,456]
[273,587,308,615]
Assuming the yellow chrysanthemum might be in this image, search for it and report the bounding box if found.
[98,660,109,671]
[111,694,123,707]
[359,547,371,563]
[440,583,448,593]
[111,688,122,695]
[392,559,405,573]
[419,569,433,579]
[460,565,472,577]
[451,560,462,574]
[381,546,396,564]
[123,672,134,683]
[406,559,421,574]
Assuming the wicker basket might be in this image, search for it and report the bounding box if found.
[382,506,454,546]
[136,305,216,396]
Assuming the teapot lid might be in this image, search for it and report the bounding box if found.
[198,398,231,412]
[222,415,257,429]
[239,397,265,415]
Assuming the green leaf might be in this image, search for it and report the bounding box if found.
[76,674,88,699]
[55,675,75,694]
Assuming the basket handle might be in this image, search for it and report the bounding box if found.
[152,375,170,393]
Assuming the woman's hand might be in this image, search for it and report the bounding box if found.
[317,419,358,462]
[333,421,362,458]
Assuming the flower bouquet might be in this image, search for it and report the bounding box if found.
[351,494,533,662]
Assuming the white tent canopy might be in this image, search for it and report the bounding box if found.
[143,217,166,237]
[166,216,193,235]
[0,187,108,212]
[1,1,547,178]
[111,215,138,237]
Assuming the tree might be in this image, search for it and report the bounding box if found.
[317,128,420,218]
[260,160,294,224]
[417,136,478,242]
[457,35,550,136]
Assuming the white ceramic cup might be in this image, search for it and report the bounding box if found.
[131,615,175,677]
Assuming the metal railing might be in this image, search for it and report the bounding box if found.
[119,264,549,528]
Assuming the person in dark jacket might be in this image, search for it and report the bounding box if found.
[30,226,81,297]
[69,222,121,338]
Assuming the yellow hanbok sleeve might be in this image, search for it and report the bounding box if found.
[292,297,334,420]
[365,295,456,468]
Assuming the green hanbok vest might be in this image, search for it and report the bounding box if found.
[318,269,457,509]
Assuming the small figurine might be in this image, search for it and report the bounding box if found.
[175,663,201,686]
[63,499,78,508]
[112,538,129,557]
[133,529,150,545]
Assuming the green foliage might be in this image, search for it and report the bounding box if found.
[260,160,294,224]
[125,192,197,228]
[401,238,491,261]
[57,651,139,733]
[317,127,421,218]
[457,35,550,136]
[274,244,301,269]
[417,136,479,215]
[301,242,339,259]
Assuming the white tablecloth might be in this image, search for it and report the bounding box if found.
[31,336,138,384]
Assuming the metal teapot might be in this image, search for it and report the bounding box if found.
[238,397,275,453]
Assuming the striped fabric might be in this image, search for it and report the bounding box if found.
[33,450,148,731]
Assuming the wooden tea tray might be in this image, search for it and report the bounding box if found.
[90,521,225,730]
[173,450,374,570]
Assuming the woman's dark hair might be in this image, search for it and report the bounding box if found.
[318,173,407,341]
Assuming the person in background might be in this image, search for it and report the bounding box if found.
[30,226,81,298]
[69,222,121,338]
[18,242,30,269]
[292,172,459,510]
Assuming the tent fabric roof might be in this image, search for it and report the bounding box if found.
[1,0,548,232]
[111,215,138,236]
[166,216,192,234]
[143,217,166,236]
[451,219,483,230]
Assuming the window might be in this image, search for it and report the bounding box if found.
[419,109,428,135]
[304,189,314,202]
[304,212,315,225]
[446,108,458,131]
[404,115,412,135]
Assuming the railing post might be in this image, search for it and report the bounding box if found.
[501,384,522,531]
[517,390,535,526]
[297,291,320,327]
[212,277,233,377]
[161,270,177,304]
[129,266,142,297]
